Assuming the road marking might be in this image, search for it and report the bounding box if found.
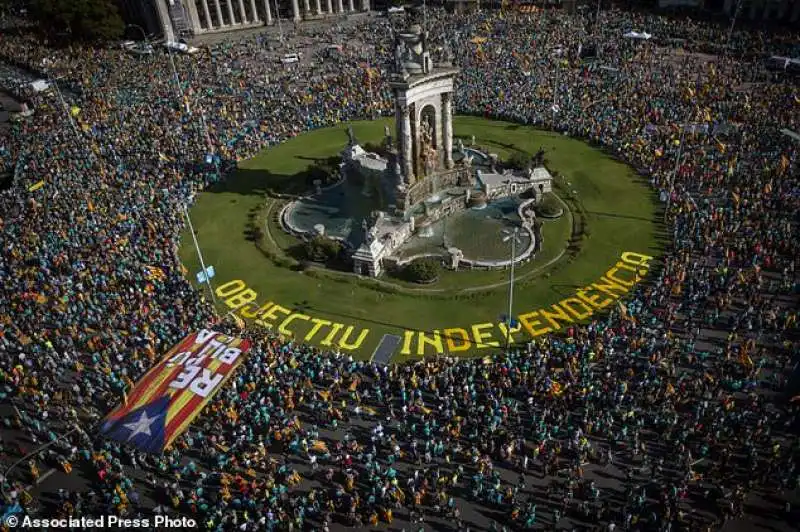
[26,468,56,491]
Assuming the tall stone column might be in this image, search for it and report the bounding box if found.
[399,104,414,185]
[348,0,354,11]
[249,0,260,22]
[201,0,214,29]
[315,0,322,14]
[238,0,248,22]
[292,0,301,21]
[155,0,176,42]
[226,0,237,23]
[336,0,343,12]
[262,0,272,24]
[326,0,333,14]
[303,0,311,17]
[361,0,369,10]
[442,93,453,169]
[214,0,225,26]
[183,0,202,34]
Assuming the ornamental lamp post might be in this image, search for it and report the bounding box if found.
[501,226,523,351]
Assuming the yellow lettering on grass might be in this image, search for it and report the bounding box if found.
[606,265,636,287]
[576,287,613,309]
[443,328,472,353]
[518,311,552,338]
[215,280,246,298]
[304,318,332,342]
[338,326,370,351]
[418,330,444,356]
[471,323,499,349]
[225,289,257,310]
[278,313,310,336]
[592,277,629,298]
[400,330,415,356]
[240,301,274,319]
[620,252,653,267]
[540,304,574,331]
[559,297,594,320]
[320,323,344,346]
[498,322,522,345]
[261,304,291,323]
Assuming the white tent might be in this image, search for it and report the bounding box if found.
[623,31,652,40]
[29,79,51,92]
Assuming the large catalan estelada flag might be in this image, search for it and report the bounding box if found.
[100,329,251,453]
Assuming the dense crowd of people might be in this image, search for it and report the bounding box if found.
[1,6,798,531]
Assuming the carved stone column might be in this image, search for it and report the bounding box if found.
[292,0,301,21]
[303,0,311,17]
[238,0,248,22]
[183,0,202,34]
[226,0,237,23]
[336,0,343,12]
[201,0,214,29]
[155,0,176,42]
[315,0,322,14]
[262,0,272,24]
[443,92,454,169]
[399,104,414,185]
[213,0,225,26]
[361,0,369,10]
[348,0,354,11]
[326,0,332,14]
[250,0,260,22]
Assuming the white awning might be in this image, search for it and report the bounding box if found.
[623,31,652,40]
[780,129,800,143]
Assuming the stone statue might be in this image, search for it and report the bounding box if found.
[396,24,426,76]
[347,125,357,146]
[394,37,406,74]
[384,124,391,139]
[449,247,463,271]
[456,138,464,154]
[419,116,437,176]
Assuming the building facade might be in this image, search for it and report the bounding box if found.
[658,0,800,22]
[133,0,372,39]
[719,0,800,22]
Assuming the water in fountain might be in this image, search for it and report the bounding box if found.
[395,197,531,262]
[287,179,383,248]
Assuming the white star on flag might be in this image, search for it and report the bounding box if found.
[123,411,156,441]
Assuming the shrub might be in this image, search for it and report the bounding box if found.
[506,150,530,171]
[535,193,564,218]
[404,258,440,284]
[303,236,342,263]
[362,141,390,159]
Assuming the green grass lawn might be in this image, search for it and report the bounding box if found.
[180,117,662,362]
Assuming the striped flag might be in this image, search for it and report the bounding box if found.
[100,330,251,453]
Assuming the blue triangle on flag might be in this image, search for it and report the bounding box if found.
[101,395,170,453]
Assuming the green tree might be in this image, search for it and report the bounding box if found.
[303,236,342,263]
[506,151,530,171]
[31,0,124,42]
[535,193,564,219]
[404,258,440,284]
